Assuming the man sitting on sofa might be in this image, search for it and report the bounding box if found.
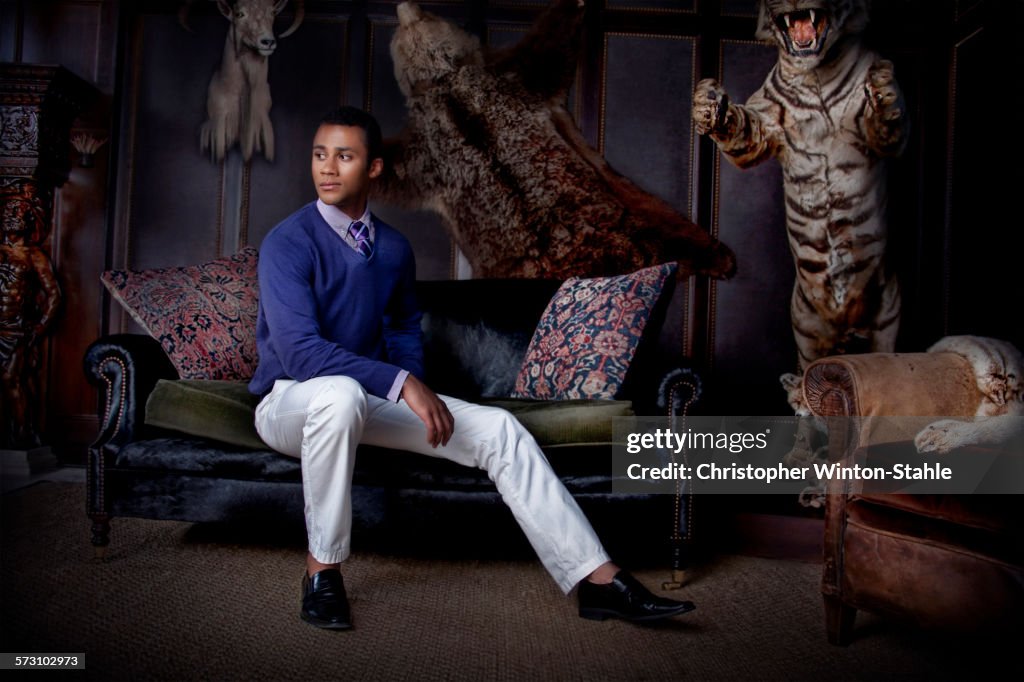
[249,105,696,630]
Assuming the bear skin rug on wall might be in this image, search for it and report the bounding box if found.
[373,0,736,281]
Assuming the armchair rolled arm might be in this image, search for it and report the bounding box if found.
[804,351,985,491]
[84,334,178,451]
[803,352,981,418]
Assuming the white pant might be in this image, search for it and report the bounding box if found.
[254,376,611,593]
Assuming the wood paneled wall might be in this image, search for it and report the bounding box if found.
[3,0,1019,461]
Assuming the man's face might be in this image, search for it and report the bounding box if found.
[311,124,383,217]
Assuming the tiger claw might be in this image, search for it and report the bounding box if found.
[693,78,730,135]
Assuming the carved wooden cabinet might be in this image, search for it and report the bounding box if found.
[0,63,97,450]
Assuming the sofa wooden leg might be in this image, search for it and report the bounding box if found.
[824,594,856,645]
[662,568,688,590]
[90,513,110,559]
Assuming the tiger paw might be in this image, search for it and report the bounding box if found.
[692,78,730,135]
[864,59,904,123]
[780,372,809,415]
[798,484,826,509]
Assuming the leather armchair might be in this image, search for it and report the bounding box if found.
[802,352,1024,645]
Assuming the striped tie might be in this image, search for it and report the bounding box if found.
[348,220,373,259]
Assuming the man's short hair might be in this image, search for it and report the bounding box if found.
[318,106,383,162]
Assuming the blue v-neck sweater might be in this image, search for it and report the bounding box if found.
[249,202,423,398]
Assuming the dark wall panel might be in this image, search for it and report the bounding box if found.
[721,0,758,17]
[602,33,694,215]
[126,13,224,269]
[946,23,1023,348]
[20,0,104,84]
[608,0,696,11]
[367,18,406,133]
[247,17,351,248]
[708,39,794,413]
[0,3,18,61]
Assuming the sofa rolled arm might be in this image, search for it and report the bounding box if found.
[650,366,702,588]
[84,334,177,539]
[84,333,177,454]
[656,367,702,417]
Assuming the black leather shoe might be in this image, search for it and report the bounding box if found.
[301,569,352,630]
[578,570,696,622]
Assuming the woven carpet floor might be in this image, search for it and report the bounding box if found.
[1,482,1019,681]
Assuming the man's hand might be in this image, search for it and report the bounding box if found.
[399,374,454,448]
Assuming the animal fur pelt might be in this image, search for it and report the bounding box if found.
[915,336,1024,454]
[374,0,736,280]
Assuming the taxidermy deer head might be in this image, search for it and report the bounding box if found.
[180,0,304,162]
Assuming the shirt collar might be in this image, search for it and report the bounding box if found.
[316,199,372,235]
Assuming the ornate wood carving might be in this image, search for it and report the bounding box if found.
[0,63,97,448]
[1,64,97,185]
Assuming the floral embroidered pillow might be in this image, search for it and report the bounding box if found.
[511,263,677,401]
[101,248,260,381]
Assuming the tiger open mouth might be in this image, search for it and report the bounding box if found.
[774,8,830,57]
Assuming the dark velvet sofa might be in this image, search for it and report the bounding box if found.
[84,278,699,564]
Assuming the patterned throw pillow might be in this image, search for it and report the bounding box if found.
[101,248,260,381]
[511,263,677,401]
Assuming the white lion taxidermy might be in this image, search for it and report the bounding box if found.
[914,336,1024,454]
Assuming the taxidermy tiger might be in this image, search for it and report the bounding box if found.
[692,0,909,411]
[915,336,1024,454]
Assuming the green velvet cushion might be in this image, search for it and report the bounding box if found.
[146,379,267,450]
[478,398,633,446]
[145,380,633,450]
